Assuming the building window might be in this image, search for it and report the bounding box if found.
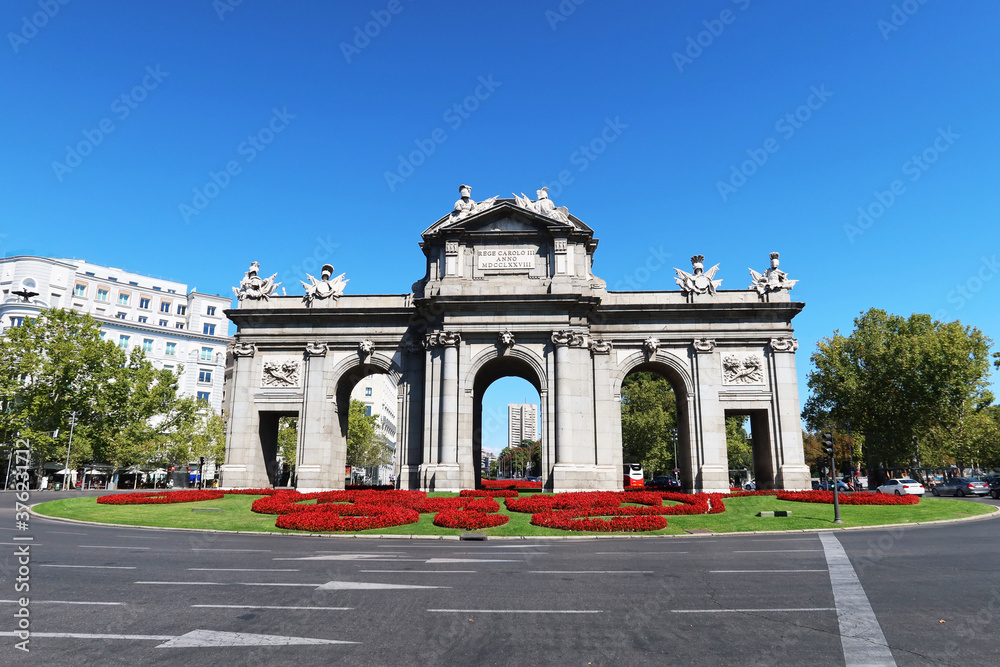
[152,286,161,291]
[203,324,216,335]
[142,339,153,353]
[201,347,212,361]
[206,306,217,316]
[160,301,171,313]
[163,365,173,371]
[365,387,372,397]
[117,293,129,306]
[198,370,212,383]
[116,312,126,320]
[364,405,372,416]
[10,317,24,327]
[96,288,110,302]
[73,284,87,297]
[165,342,176,356]
[100,331,106,340]
[177,305,186,315]
[108,277,118,282]
[167,289,176,294]
[138,316,147,323]
[85,271,95,276]
[118,335,130,349]
[197,391,211,402]
[139,297,151,309]
[159,319,168,327]
[128,281,138,286]
[176,323,184,329]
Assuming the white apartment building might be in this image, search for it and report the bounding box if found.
[0,256,231,413]
[350,373,398,483]
[508,403,538,448]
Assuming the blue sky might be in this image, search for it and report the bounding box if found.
[3,1,998,454]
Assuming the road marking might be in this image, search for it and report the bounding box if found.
[711,569,827,573]
[425,558,520,563]
[0,542,43,546]
[819,533,897,666]
[452,552,547,555]
[50,531,87,535]
[595,551,688,555]
[732,549,824,553]
[191,548,271,552]
[79,545,149,550]
[2,629,357,647]
[0,631,173,640]
[188,568,300,572]
[317,581,448,590]
[136,582,318,587]
[0,600,124,606]
[192,605,351,611]
[529,570,653,574]
[429,609,602,614]
[671,607,837,613]
[40,564,136,570]
[359,570,476,573]
[275,554,421,561]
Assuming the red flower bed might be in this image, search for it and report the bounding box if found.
[96,490,224,505]
[481,480,542,490]
[275,504,419,531]
[776,490,919,505]
[459,489,519,498]
[531,511,668,532]
[433,510,510,530]
[221,488,278,496]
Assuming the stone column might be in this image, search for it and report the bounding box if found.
[295,342,338,492]
[551,330,574,464]
[769,337,811,490]
[438,332,461,465]
[219,342,269,488]
[691,338,729,493]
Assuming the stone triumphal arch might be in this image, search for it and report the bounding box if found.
[221,186,811,492]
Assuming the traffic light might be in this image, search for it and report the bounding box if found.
[823,433,834,457]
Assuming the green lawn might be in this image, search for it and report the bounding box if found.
[32,493,996,537]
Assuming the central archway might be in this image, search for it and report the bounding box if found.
[470,354,545,489]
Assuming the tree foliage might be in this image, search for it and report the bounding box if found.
[347,399,392,473]
[725,416,753,472]
[803,309,995,468]
[277,416,298,468]
[621,372,677,475]
[0,309,196,469]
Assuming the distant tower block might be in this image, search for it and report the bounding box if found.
[508,403,538,447]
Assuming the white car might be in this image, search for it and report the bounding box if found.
[876,478,925,496]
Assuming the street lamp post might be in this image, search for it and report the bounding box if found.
[670,428,679,481]
[64,410,80,491]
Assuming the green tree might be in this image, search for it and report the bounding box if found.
[620,372,677,476]
[725,416,753,472]
[177,405,227,466]
[803,309,995,470]
[346,399,391,479]
[0,309,196,471]
[277,416,298,469]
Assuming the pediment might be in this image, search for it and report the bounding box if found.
[422,199,593,240]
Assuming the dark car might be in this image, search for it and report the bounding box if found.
[989,481,1000,500]
[647,476,682,491]
[932,477,990,497]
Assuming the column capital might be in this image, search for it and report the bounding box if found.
[305,342,328,357]
[229,341,255,358]
[426,331,461,347]
[551,330,585,347]
[769,337,798,352]
[589,338,612,355]
[692,338,716,353]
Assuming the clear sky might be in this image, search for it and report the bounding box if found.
[3,1,998,454]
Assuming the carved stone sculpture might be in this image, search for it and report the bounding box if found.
[749,252,798,295]
[229,341,255,358]
[675,255,722,295]
[451,184,498,219]
[769,337,799,352]
[551,330,585,347]
[590,338,612,354]
[722,353,764,385]
[498,331,515,349]
[261,359,301,388]
[302,263,348,306]
[693,338,716,353]
[643,337,660,357]
[305,342,328,357]
[233,261,280,301]
[358,339,375,356]
[425,332,461,348]
[513,187,571,223]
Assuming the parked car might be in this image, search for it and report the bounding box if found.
[990,481,1000,500]
[875,478,924,496]
[815,479,850,491]
[647,476,682,490]
[931,477,990,497]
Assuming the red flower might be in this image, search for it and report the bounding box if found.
[96,490,224,505]
[433,511,510,530]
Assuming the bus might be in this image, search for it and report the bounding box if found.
[623,463,644,488]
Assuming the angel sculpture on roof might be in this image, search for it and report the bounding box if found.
[451,184,498,219]
[233,261,280,301]
[674,255,722,295]
[301,263,348,306]
[513,187,571,223]
[749,252,798,296]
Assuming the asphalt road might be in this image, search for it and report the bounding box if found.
[1,491,999,666]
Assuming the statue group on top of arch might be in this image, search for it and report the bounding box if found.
[451,183,572,224]
[452,184,498,219]
[233,261,280,301]
[674,255,723,295]
[302,263,349,307]
[748,252,798,295]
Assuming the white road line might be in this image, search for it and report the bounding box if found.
[425,558,520,563]
[732,549,824,553]
[0,631,173,640]
[191,548,271,552]
[188,568,300,572]
[671,607,836,613]
[529,570,653,574]
[359,570,476,573]
[79,545,149,550]
[135,582,318,587]
[40,564,137,570]
[595,551,688,555]
[711,569,827,573]
[192,605,351,611]
[0,600,124,606]
[429,609,602,614]
[317,581,447,590]
[819,533,897,666]
[49,531,87,535]
[0,542,43,546]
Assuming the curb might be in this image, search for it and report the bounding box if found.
[29,500,1000,541]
